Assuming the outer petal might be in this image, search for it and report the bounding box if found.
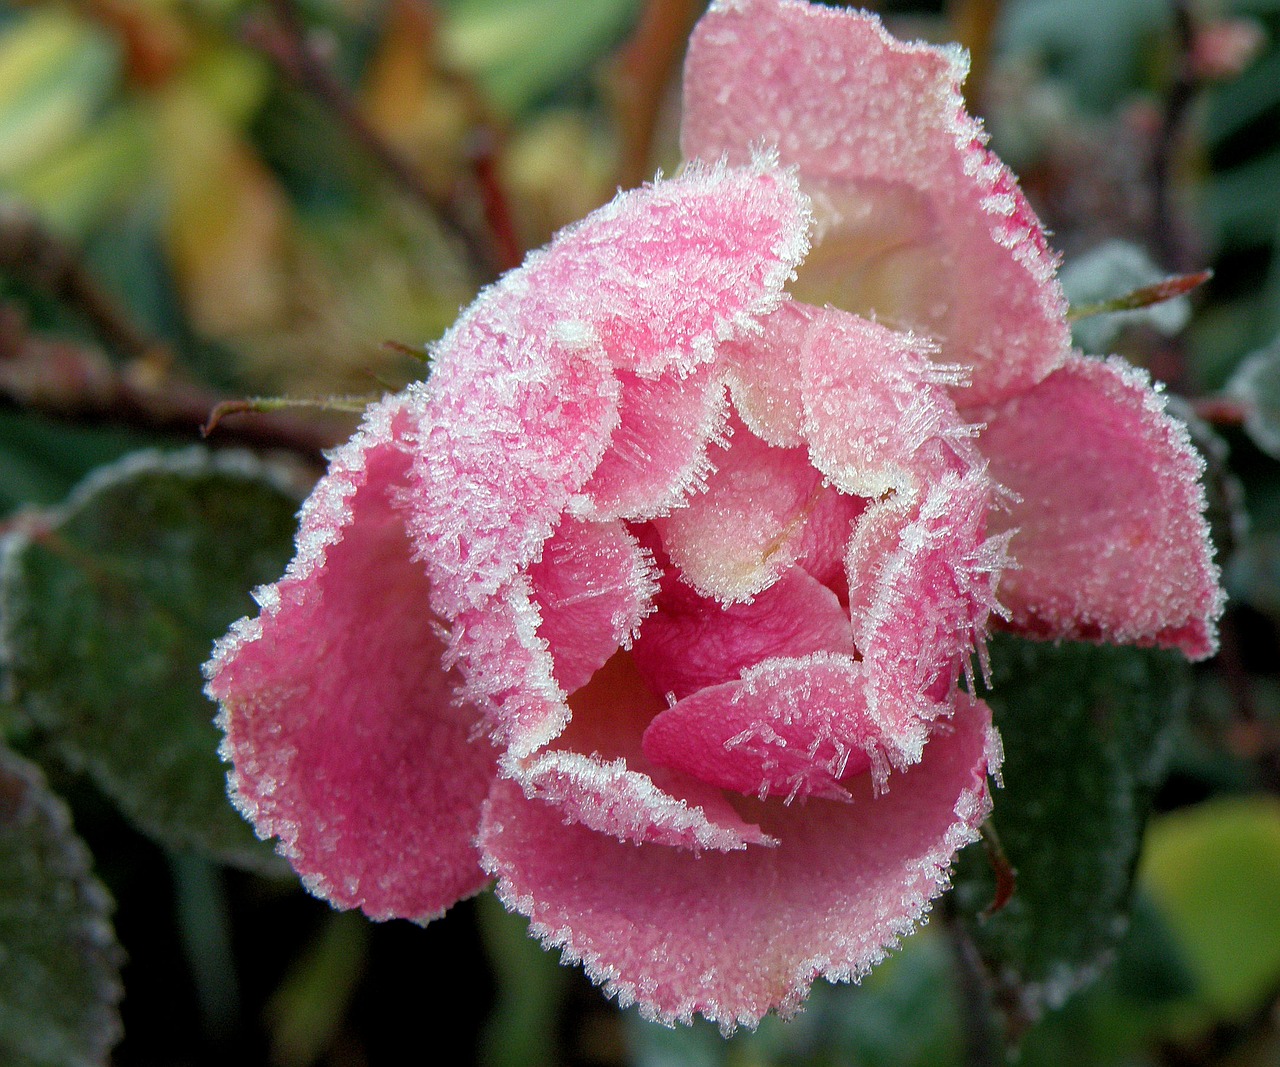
[682,0,1068,406]
[481,695,997,1031]
[408,158,812,616]
[206,398,494,922]
[981,354,1223,658]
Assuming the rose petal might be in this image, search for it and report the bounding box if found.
[721,301,810,448]
[481,693,997,1030]
[207,398,493,922]
[579,366,728,521]
[799,306,980,499]
[408,158,813,615]
[641,654,882,802]
[509,651,773,851]
[682,0,1068,405]
[653,416,825,602]
[631,567,853,703]
[528,517,658,694]
[981,354,1223,658]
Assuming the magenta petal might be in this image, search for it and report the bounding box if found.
[481,694,997,1029]
[631,568,853,703]
[528,518,658,694]
[682,0,1068,406]
[206,399,494,921]
[408,159,812,616]
[981,354,1224,658]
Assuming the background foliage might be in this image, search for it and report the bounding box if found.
[1,0,1279,1064]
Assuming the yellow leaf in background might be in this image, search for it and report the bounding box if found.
[153,84,290,337]
[362,0,470,196]
[1139,796,1280,1024]
[9,106,149,235]
[0,10,120,180]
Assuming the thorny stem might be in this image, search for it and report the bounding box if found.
[246,0,502,281]
[609,0,703,190]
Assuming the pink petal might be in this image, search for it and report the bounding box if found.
[799,306,980,499]
[720,301,810,448]
[641,654,882,803]
[981,354,1223,659]
[580,366,728,521]
[206,399,494,922]
[407,159,812,616]
[480,694,997,1030]
[682,0,1068,406]
[847,469,1005,755]
[528,517,658,694]
[510,651,773,851]
[653,415,825,602]
[631,567,853,703]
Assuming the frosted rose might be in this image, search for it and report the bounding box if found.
[206,0,1222,1029]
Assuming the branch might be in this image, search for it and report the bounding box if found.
[1151,1,1199,272]
[245,0,501,280]
[0,204,162,362]
[0,305,352,459]
[608,0,703,190]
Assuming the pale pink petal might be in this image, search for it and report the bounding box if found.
[721,301,811,448]
[793,486,868,599]
[641,654,883,803]
[510,652,772,851]
[653,416,824,602]
[631,567,853,703]
[981,354,1223,659]
[799,306,980,499]
[480,694,997,1030]
[579,366,727,521]
[528,518,658,694]
[206,398,493,922]
[682,0,1068,406]
[407,159,812,616]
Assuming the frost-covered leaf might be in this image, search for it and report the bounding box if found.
[1227,335,1280,460]
[0,448,301,869]
[0,744,123,1067]
[954,635,1191,1023]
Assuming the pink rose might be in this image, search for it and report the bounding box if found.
[206,0,1222,1029]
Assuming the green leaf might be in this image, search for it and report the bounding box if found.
[0,448,302,870]
[953,635,1192,1025]
[0,744,123,1067]
[1139,796,1280,1023]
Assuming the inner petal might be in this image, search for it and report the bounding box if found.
[653,416,825,602]
[790,179,949,340]
[631,566,855,703]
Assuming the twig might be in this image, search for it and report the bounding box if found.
[0,204,162,362]
[244,0,500,280]
[608,0,703,190]
[0,305,351,459]
[979,821,1017,920]
[465,127,524,272]
[944,909,1007,1067]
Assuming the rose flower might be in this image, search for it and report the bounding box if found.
[206,0,1222,1030]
